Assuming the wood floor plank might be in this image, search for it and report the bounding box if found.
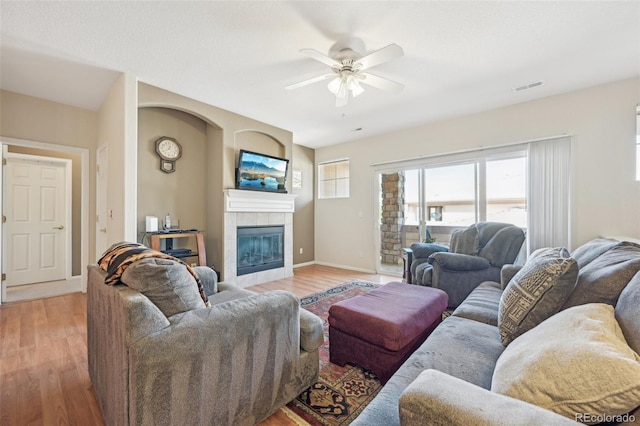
[18,303,36,349]
[0,304,20,358]
[39,361,71,426]
[17,368,43,426]
[0,264,398,426]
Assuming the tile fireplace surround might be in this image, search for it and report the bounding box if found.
[223,189,297,287]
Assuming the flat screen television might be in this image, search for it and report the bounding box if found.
[235,149,289,193]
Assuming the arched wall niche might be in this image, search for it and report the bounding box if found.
[137,82,295,280]
[234,129,286,158]
[230,129,291,196]
[137,105,224,270]
[138,103,224,131]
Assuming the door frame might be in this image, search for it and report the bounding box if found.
[95,144,108,258]
[0,136,90,304]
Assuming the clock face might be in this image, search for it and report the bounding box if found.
[155,137,182,161]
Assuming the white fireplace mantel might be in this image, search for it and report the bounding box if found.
[224,189,298,213]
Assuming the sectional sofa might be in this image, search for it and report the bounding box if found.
[353,238,640,425]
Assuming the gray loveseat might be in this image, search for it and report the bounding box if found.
[87,261,324,426]
[353,238,640,425]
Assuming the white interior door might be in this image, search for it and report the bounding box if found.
[5,154,69,286]
[96,145,108,259]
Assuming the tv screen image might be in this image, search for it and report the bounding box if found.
[236,150,289,193]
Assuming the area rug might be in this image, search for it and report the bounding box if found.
[287,280,382,426]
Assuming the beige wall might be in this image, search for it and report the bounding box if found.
[138,82,293,278]
[292,144,315,264]
[0,90,98,148]
[315,77,640,272]
[0,89,97,274]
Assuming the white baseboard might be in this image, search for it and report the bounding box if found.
[3,277,82,303]
[293,261,316,268]
[313,261,377,274]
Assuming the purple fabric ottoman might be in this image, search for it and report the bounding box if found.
[328,281,448,384]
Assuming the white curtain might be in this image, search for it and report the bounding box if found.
[527,136,571,254]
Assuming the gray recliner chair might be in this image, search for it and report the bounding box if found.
[410,222,525,308]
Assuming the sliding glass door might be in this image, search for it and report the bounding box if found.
[377,151,526,275]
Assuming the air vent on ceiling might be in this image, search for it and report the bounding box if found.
[513,81,544,92]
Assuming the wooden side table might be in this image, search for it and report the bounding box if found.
[149,231,207,266]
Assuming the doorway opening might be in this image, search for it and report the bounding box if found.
[1,137,89,304]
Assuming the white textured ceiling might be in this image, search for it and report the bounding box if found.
[1,1,639,149]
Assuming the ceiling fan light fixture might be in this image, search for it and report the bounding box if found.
[336,83,349,100]
[290,41,404,107]
[327,77,342,95]
[328,72,364,105]
[350,80,364,98]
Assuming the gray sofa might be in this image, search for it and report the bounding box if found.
[87,262,324,426]
[353,238,640,425]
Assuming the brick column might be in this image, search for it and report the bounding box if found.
[381,172,405,265]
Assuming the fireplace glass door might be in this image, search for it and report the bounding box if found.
[237,225,284,275]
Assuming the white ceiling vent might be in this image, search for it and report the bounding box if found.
[513,81,545,92]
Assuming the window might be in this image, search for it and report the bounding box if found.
[486,156,527,227]
[318,159,349,199]
[377,137,570,273]
[425,163,477,226]
[388,149,527,249]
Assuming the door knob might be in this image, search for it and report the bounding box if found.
[53,225,64,230]
[100,228,107,233]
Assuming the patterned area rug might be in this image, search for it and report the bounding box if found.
[287,281,382,426]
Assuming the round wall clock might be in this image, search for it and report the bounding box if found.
[154,137,182,173]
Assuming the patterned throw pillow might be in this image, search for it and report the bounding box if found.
[492,303,640,423]
[498,247,578,346]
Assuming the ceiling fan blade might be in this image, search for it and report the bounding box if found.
[357,44,404,70]
[299,48,340,67]
[359,73,404,94]
[285,73,335,90]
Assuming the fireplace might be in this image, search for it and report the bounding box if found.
[223,189,297,287]
[237,225,284,275]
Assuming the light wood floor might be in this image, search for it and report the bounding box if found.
[0,265,399,426]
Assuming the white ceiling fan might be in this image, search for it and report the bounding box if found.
[286,39,405,107]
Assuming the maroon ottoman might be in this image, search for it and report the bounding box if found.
[328,282,448,384]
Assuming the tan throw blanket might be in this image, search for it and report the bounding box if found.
[98,242,210,307]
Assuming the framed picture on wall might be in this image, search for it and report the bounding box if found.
[292,169,302,189]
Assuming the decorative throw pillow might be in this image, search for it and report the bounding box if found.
[121,257,206,317]
[498,247,578,346]
[492,303,640,424]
